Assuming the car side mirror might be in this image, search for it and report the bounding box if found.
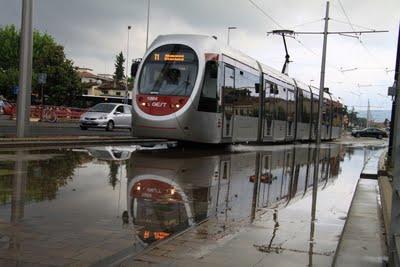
[114,111,121,115]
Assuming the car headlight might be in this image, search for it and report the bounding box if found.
[99,115,107,120]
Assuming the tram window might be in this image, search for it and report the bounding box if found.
[312,94,319,125]
[275,86,287,121]
[265,82,275,121]
[233,67,259,117]
[303,91,312,123]
[287,90,295,123]
[198,61,218,112]
[323,98,332,125]
[297,90,304,123]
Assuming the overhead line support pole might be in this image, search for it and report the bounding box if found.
[311,1,329,219]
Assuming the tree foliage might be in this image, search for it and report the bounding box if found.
[0,25,82,106]
[114,51,125,82]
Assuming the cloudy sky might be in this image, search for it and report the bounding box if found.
[1,0,399,110]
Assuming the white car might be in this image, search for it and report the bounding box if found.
[80,103,132,131]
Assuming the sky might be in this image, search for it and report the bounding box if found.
[1,0,399,111]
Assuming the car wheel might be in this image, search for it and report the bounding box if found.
[356,133,361,138]
[106,121,114,131]
[377,134,383,139]
[80,126,88,130]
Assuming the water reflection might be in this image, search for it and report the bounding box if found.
[125,144,344,245]
[0,144,347,265]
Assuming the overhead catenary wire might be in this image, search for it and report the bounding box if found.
[291,18,324,29]
[333,0,388,68]
[330,18,376,31]
[336,0,356,32]
[247,0,284,29]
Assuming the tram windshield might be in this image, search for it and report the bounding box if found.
[138,44,199,96]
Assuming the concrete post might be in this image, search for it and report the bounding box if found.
[16,0,34,137]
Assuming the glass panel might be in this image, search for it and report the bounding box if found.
[303,90,311,123]
[138,44,198,96]
[287,90,295,134]
[233,69,259,117]
[198,61,218,112]
[264,82,275,135]
[276,86,287,121]
[116,106,124,113]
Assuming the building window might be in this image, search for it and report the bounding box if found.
[101,90,109,95]
[116,92,121,96]
[83,90,88,95]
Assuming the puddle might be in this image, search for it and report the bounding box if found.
[0,143,386,266]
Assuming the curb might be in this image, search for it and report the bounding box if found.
[0,137,173,148]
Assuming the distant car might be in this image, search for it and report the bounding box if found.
[79,103,132,131]
[351,127,388,139]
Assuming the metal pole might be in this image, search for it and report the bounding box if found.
[145,0,151,50]
[16,0,34,138]
[312,1,329,200]
[125,26,131,104]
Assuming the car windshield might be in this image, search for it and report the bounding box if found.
[138,44,198,96]
[89,103,116,113]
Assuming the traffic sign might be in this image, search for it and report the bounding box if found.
[38,73,47,84]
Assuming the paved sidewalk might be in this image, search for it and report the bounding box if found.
[333,179,387,266]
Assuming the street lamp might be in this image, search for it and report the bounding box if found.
[145,0,151,50]
[125,25,132,104]
[227,26,237,46]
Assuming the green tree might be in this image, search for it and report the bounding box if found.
[114,51,125,81]
[0,25,82,106]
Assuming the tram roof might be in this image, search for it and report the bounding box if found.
[151,34,335,99]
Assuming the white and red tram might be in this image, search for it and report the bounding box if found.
[131,34,343,143]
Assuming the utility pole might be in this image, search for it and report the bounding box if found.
[312,1,330,193]
[16,0,34,138]
[389,23,400,266]
[125,26,132,104]
[145,0,151,50]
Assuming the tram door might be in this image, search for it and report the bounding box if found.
[222,65,235,138]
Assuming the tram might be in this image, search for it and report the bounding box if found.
[131,34,343,143]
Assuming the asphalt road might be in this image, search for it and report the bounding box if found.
[0,117,131,137]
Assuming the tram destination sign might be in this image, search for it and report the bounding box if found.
[151,52,195,63]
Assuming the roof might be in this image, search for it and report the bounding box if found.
[98,81,126,90]
[79,71,98,79]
